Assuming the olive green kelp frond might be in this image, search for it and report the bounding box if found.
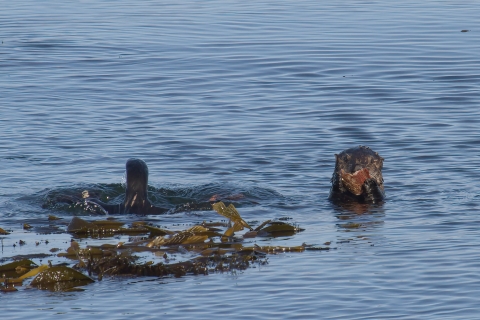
[212,202,251,230]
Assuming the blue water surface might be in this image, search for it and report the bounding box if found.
[2,1,480,319]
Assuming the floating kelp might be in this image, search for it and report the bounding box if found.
[67,216,99,233]
[49,209,300,279]
[147,225,218,248]
[147,231,204,247]
[256,221,304,237]
[185,225,223,238]
[67,216,149,236]
[91,220,125,229]
[201,221,229,228]
[223,222,245,237]
[85,246,267,279]
[1,202,315,292]
[212,202,252,230]
[144,225,175,237]
[0,259,38,273]
[0,260,43,292]
[212,201,256,239]
[15,265,29,273]
[67,217,124,233]
[18,264,50,280]
[247,244,306,253]
[146,224,226,248]
[0,285,18,292]
[30,266,94,291]
[59,241,116,271]
[258,221,301,233]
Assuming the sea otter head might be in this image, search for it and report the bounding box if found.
[124,158,150,212]
[330,146,384,203]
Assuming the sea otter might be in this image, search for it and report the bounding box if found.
[329,146,385,203]
[89,158,167,214]
[44,159,249,214]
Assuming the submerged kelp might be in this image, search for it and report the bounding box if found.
[0,202,314,292]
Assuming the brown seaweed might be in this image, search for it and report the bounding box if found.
[30,266,94,291]
[212,202,251,230]
[0,203,314,292]
[0,259,38,273]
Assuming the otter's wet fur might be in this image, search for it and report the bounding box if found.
[91,158,167,214]
[329,146,385,203]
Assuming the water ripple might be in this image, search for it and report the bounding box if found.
[2,0,480,319]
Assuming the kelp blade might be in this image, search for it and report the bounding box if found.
[31,266,94,291]
[0,259,37,273]
[223,222,245,237]
[212,202,251,230]
[67,216,99,233]
[145,225,175,236]
[164,231,208,245]
[147,236,166,247]
[148,231,208,247]
[227,204,251,229]
[187,225,209,234]
[259,221,300,234]
[187,225,222,237]
[91,220,125,230]
[67,217,138,235]
[18,265,50,280]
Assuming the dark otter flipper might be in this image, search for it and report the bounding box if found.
[86,159,168,215]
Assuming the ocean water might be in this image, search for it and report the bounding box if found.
[2,0,480,318]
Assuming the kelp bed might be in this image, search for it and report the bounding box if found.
[1,202,329,292]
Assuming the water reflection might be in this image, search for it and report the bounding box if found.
[332,200,385,216]
[331,200,385,238]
